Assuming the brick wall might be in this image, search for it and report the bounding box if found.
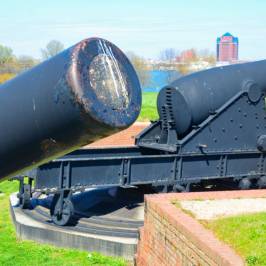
[134,191,256,266]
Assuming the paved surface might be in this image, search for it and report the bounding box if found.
[85,122,149,148]
[180,197,266,220]
[10,187,147,260]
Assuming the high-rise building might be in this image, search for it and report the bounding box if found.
[217,33,239,62]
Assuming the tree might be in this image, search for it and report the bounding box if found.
[0,44,14,64]
[41,40,64,60]
[126,52,150,88]
[198,49,216,65]
[17,55,38,71]
[176,64,190,75]
[0,44,18,74]
[159,48,178,62]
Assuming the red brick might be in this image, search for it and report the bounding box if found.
[85,122,149,148]
[135,190,261,265]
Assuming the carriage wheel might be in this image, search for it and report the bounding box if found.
[50,193,74,226]
[238,178,251,190]
[19,184,32,209]
[257,176,266,189]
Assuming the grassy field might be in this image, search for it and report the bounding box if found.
[0,181,127,266]
[138,92,158,122]
[204,213,266,266]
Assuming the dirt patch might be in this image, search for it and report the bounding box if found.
[85,122,149,147]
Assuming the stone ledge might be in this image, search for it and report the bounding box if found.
[9,194,137,260]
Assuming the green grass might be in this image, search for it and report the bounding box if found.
[203,213,266,266]
[0,181,127,266]
[138,92,158,122]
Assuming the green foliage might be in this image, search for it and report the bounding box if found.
[0,181,127,266]
[138,92,158,121]
[204,212,266,266]
[17,55,38,71]
[127,52,151,88]
[41,40,64,60]
[0,45,13,64]
[0,44,37,74]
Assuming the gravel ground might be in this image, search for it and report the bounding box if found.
[179,198,266,220]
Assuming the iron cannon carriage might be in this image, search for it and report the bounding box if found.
[16,60,266,225]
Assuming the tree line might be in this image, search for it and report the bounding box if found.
[0,41,216,87]
[128,48,216,87]
[0,40,64,84]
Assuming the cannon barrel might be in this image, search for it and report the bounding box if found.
[157,60,266,136]
[0,37,141,181]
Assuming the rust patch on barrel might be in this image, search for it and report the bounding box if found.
[66,38,93,112]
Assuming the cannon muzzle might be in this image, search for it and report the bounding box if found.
[0,37,141,180]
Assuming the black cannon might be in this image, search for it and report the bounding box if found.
[157,60,266,136]
[0,37,141,181]
[19,60,266,225]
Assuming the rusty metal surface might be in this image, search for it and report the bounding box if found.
[0,37,141,181]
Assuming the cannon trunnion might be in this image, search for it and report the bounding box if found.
[19,60,266,225]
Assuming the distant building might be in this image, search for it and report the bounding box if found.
[176,49,197,62]
[217,33,239,62]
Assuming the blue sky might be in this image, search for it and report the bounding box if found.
[0,0,265,60]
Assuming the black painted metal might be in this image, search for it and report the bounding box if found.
[157,60,266,136]
[17,60,266,225]
[22,187,144,237]
[33,149,265,191]
[0,37,141,181]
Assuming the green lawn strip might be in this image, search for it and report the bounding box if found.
[0,181,127,266]
[203,213,266,266]
[174,200,266,266]
[138,92,158,122]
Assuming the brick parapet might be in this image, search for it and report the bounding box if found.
[135,190,266,265]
